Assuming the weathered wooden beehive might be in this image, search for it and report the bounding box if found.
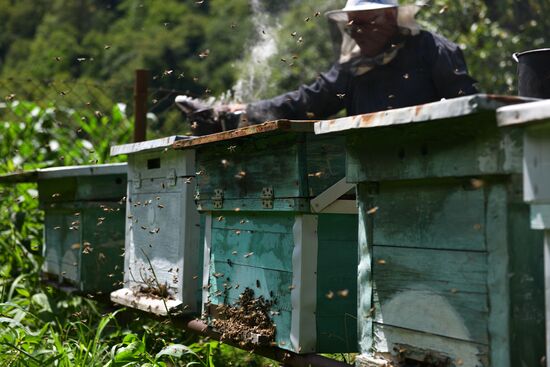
[173,121,358,354]
[497,100,550,367]
[0,164,127,294]
[315,95,545,367]
[110,136,202,316]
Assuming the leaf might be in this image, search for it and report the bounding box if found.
[31,292,52,313]
[114,340,145,362]
[15,287,30,298]
[155,344,196,360]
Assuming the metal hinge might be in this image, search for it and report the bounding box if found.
[212,189,224,209]
[260,187,274,209]
[166,169,177,186]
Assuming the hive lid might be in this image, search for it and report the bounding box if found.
[497,99,550,127]
[173,120,316,149]
[111,136,191,156]
[314,94,534,135]
[0,163,127,184]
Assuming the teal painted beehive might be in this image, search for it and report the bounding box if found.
[110,137,202,316]
[174,121,358,354]
[0,164,127,294]
[498,100,550,367]
[316,95,545,367]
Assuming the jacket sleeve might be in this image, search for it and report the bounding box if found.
[245,64,348,124]
[428,33,479,98]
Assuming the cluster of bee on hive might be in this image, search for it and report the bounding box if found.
[210,288,276,347]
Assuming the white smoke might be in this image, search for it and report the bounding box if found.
[231,0,281,103]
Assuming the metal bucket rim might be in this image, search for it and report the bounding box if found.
[513,48,550,62]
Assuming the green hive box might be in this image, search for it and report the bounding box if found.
[174,121,358,354]
[110,136,202,316]
[315,94,545,367]
[498,100,550,367]
[0,164,127,294]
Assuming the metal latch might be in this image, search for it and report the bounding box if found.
[133,172,142,189]
[166,169,177,186]
[261,187,274,209]
[212,189,224,209]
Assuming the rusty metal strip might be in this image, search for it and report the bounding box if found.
[173,120,316,149]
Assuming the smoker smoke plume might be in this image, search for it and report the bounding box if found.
[231,0,281,103]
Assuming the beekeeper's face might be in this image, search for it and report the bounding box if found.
[346,8,399,57]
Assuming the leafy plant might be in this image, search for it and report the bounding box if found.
[0,101,276,366]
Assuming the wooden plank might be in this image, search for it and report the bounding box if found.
[290,215,318,353]
[523,124,550,204]
[0,170,38,183]
[372,246,488,344]
[127,149,195,181]
[207,261,294,350]
[315,94,530,135]
[357,184,375,354]
[305,135,347,197]
[208,261,293,311]
[173,120,315,149]
[310,178,354,213]
[43,208,81,284]
[507,202,545,367]
[485,183,511,367]
[125,184,201,307]
[196,198,310,213]
[320,200,357,214]
[370,179,486,251]
[79,203,125,293]
[210,211,294,273]
[111,135,189,156]
[371,323,489,367]
[207,210,296,350]
[497,99,550,127]
[346,115,524,182]
[76,174,127,201]
[195,133,302,200]
[38,173,126,203]
[316,214,358,352]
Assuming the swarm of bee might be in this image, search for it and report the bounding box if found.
[212,288,276,346]
[139,282,171,299]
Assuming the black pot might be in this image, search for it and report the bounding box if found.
[513,48,550,98]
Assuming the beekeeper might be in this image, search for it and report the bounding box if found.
[231,0,478,125]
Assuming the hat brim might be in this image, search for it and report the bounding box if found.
[326,4,419,22]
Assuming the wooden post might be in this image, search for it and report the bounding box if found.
[134,69,149,142]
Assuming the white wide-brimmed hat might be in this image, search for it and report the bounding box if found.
[326,0,420,23]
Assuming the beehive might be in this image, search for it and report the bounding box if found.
[0,164,127,294]
[315,94,545,367]
[110,136,202,316]
[497,100,550,367]
[173,121,358,354]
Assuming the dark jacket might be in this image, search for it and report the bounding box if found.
[246,30,478,123]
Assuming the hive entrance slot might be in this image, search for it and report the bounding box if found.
[147,158,161,169]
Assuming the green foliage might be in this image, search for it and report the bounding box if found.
[0,100,276,366]
[416,0,550,94]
